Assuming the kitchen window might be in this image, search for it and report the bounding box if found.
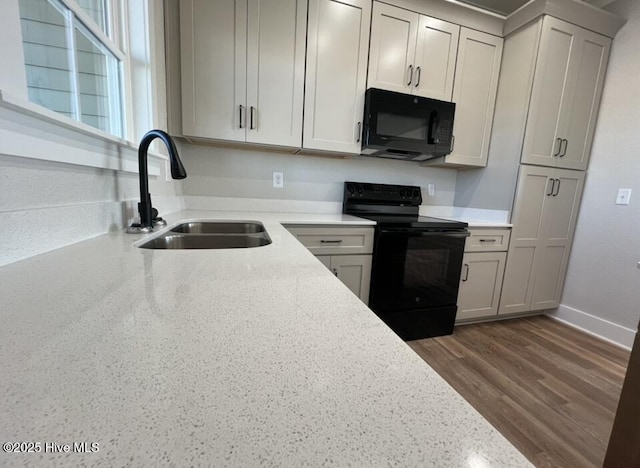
[17,0,125,138]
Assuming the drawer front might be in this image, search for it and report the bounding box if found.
[286,226,374,255]
[465,228,511,252]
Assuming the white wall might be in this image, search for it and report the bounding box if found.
[553,0,640,344]
[177,143,458,205]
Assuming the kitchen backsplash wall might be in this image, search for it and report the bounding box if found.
[0,150,181,268]
[177,142,458,205]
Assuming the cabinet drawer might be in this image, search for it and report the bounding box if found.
[286,226,374,255]
[465,229,511,252]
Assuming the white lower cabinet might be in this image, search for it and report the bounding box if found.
[285,225,374,304]
[456,228,510,323]
[317,255,372,304]
[457,252,506,321]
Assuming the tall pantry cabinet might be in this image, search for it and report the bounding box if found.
[498,15,611,316]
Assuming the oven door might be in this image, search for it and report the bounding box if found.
[369,228,468,312]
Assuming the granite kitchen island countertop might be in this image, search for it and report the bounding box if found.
[0,209,531,467]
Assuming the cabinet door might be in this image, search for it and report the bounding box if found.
[246,0,306,147]
[367,2,419,94]
[457,252,506,321]
[330,255,372,305]
[180,0,247,140]
[445,28,503,167]
[303,0,371,153]
[530,168,584,310]
[499,165,553,315]
[521,17,579,167]
[413,16,459,101]
[556,30,610,170]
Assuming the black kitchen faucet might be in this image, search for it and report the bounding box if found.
[127,129,187,233]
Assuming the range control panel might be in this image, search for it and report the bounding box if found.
[344,182,422,205]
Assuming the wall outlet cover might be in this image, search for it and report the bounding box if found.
[273,171,284,188]
[615,188,632,205]
[427,183,435,196]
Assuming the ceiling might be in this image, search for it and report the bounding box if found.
[455,0,615,16]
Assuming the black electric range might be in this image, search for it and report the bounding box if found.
[343,182,469,340]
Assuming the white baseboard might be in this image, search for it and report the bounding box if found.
[547,305,636,350]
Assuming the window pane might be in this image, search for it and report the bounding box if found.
[18,0,75,120]
[75,0,108,35]
[74,26,123,137]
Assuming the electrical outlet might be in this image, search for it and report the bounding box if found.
[273,171,284,188]
[616,188,632,205]
[427,183,435,196]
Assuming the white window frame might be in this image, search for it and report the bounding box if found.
[0,0,168,174]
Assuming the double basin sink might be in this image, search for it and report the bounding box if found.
[140,221,272,249]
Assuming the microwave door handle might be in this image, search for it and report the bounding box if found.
[428,110,440,144]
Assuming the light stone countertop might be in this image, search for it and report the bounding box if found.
[0,210,531,467]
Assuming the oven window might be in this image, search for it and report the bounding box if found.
[403,249,450,289]
[377,112,428,140]
[370,231,465,311]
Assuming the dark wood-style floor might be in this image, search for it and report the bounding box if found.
[409,316,630,468]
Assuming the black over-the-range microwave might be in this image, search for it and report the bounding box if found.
[360,88,456,162]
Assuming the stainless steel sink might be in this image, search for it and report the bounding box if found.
[170,221,265,234]
[139,221,271,250]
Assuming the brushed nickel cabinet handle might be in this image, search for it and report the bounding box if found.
[407,65,413,86]
[415,66,421,87]
[239,105,244,129]
[356,122,362,143]
[560,139,568,157]
[547,178,556,196]
[552,179,561,197]
[462,264,469,282]
[553,137,562,157]
[320,239,343,244]
[479,239,496,243]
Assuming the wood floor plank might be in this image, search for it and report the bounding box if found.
[408,316,630,468]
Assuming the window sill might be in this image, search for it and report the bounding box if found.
[0,90,166,175]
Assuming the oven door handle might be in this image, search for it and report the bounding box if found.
[379,229,470,238]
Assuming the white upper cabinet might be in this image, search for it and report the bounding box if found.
[303,0,371,154]
[522,16,610,170]
[413,16,459,101]
[367,3,418,94]
[180,0,246,142]
[429,28,503,167]
[368,2,459,102]
[180,0,306,147]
